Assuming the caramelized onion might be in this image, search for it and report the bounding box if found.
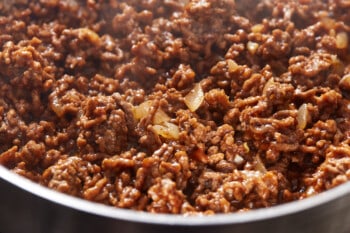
[339,74,350,91]
[227,59,239,73]
[233,154,244,165]
[76,28,101,45]
[153,109,171,125]
[51,95,64,117]
[133,100,153,120]
[184,83,204,112]
[306,186,317,196]
[255,154,267,174]
[247,41,259,54]
[331,55,345,75]
[152,122,180,140]
[297,103,309,130]
[133,100,172,124]
[251,24,264,33]
[243,142,250,153]
[134,100,178,140]
[336,32,348,49]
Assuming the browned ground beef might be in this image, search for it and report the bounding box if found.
[1,0,350,214]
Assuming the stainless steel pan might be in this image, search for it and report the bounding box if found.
[1,165,350,233]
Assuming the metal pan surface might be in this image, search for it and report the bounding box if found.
[1,165,350,233]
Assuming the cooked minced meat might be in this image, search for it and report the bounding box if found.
[1,0,350,214]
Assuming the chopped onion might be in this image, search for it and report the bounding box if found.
[153,109,171,125]
[152,122,180,140]
[133,100,153,120]
[251,24,264,33]
[247,41,259,54]
[184,83,204,112]
[339,74,350,91]
[227,59,239,73]
[255,155,267,174]
[243,142,250,153]
[297,103,309,130]
[134,100,179,140]
[76,28,101,44]
[233,154,244,165]
[51,95,64,117]
[336,32,348,49]
[306,186,316,196]
[133,101,171,125]
[331,55,345,75]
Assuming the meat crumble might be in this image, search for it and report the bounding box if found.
[1,0,350,214]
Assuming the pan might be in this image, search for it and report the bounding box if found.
[1,1,350,233]
[1,165,350,233]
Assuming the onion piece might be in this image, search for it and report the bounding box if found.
[233,154,244,165]
[153,109,171,125]
[339,74,350,91]
[331,55,345,75]
[251,24,264,33]
[76,28,101,45]
[297,103,309,130]
[133,101,171,125]
[255,154,267,174]
[306,186,316,196]
[152,122,180,140]
[184,83,204,112]
[134,100,179,140]
[227,59,239,73]
[50,95,64,117]
[336,32,348,49]
[247,41,259,54]
[243,142,250,153]
[133,100,153,120]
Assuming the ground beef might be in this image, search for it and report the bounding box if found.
[1,0,350,214]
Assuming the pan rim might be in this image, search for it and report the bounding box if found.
[1,164,350,226]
